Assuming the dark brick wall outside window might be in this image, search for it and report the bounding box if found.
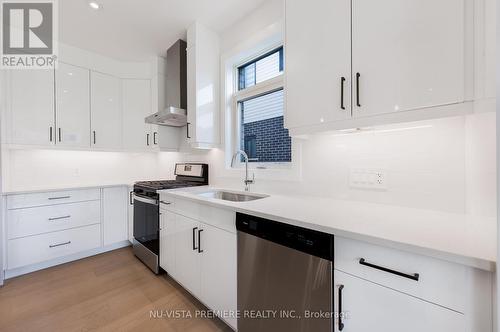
[241,116,291,163]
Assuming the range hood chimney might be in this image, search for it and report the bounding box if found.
[145,39,187,127]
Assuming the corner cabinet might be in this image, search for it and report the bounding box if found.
[159,195,237,330]
[122,79,158,151]
[285,0,468,134]
[186,22,220,149]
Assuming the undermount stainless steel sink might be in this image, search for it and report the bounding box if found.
[196,190,269,202]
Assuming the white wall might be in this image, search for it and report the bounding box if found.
[192,114,495,215]
[2,149,181,191]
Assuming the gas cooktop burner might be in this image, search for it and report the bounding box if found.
[133,163,209,194]
[134,180,204,190]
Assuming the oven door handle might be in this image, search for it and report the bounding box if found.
[133,194,158,206]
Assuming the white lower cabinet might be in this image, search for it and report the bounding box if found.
[7,200,100,239]
[159,197,237,330]
[159,210,176,273]
[8,224,101,270]
[102,186,129,246]
[172,213,202,296]
[334,269,465,332]
[199,222,237,329]
[4,186,131,277]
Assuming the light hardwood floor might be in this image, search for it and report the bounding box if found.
[0,247,233,332]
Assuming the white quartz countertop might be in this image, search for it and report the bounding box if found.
[159,186,497,271]
[2,183,133,195]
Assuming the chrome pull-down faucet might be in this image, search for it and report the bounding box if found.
[231,150,254,191]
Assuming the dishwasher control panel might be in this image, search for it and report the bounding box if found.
[236,213,334,261]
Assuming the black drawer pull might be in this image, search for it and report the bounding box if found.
[359,258,419,281]
[338,284,345,331]
[198,229,204,253]
[355,72,361,107]
[192,227,198,250]
[340,77,346,110]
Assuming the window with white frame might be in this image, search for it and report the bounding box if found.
[233,46,291,164]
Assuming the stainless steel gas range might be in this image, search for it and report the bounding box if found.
[132,163,208,273]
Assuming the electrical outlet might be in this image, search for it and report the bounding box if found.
[350,168,388,190]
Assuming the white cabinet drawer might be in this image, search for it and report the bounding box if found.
[7,189,100,209]
[7,224,101,269]
[7,200,101,239]
[172,197,235,234]
[334,269,465,332]
[335,237,466,313]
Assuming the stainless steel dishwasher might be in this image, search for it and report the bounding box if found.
[237,213,334,332]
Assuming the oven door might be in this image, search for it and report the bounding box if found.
[133,194,159,255]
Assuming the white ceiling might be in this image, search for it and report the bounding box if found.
[59,0,265,61]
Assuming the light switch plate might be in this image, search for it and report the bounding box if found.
[350,168,388,190]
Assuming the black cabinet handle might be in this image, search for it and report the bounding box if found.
[129,191,134,205]
[93,131,96,145]
[153,132,158,145]
[49,127,53,142]
[58,128,62,142]
[356,72,361,107]
[186,122,191,139]
[340,77,346,110]
[338,285,345,331]
[198,229,204,253]
[359,258,420,281]
[146,133,150,146]
[192,227,198,250]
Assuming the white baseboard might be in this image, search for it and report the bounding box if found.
[4,241,131,279]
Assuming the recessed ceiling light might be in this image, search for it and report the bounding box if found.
[89,1,101,10]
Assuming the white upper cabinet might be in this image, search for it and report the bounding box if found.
[122,79,155,150]
[56,63,91,148]
[284,0,351,129]
[7,69,55,145]
[90,71,122,149]
[284,0,469,134]
[186,22,220,148]
[351,0,465,118]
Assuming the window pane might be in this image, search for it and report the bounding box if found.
[255,51,281,84]
[238,47,283,90]
[239,89,291,163]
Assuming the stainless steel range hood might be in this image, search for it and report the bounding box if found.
[145,39,187,127]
